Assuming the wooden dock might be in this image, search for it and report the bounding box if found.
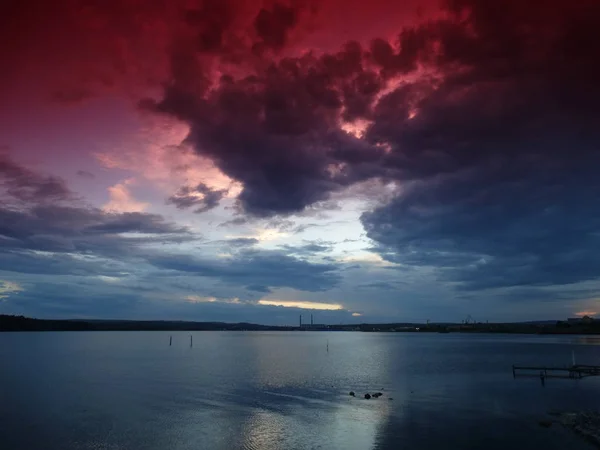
[513,364,600,379]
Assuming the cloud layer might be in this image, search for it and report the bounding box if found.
[2,0,599,321]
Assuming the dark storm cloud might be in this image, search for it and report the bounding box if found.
[362,0,600,290]
[183,1,234,53]
[167,182,227,213]
[1,152,72,203]
[0,155,195,275]
[137,3,394,218]
[363,167,600,290]
[0,205,193,259]
[146,249,341,291]
[154,41,387,216]
[5,0,598,318]
[253,3,298,50]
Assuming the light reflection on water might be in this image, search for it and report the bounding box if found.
[575,336,600,346]
[1,332,600,449]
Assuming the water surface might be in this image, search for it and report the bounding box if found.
[1,332,599,449]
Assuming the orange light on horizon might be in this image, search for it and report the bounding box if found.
[258,299,343,310]
[0,280,23,299]
[574,311,597,317]
[186,295,241,304]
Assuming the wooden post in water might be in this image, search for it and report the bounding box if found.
[170,335,172,346]
[190,335,193,347]
[327,339,329,353]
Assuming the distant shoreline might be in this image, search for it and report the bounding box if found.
[2,314,600,335]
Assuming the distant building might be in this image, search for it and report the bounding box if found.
[298,313,328,329]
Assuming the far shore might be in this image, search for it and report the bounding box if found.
[2,314,600,334]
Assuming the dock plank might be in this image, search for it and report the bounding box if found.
[512,364,600,379]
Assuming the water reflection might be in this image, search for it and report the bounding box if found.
[575,336,600,346]
[1,332,600,450]
[236,332,392,450]
[241,409,286,450]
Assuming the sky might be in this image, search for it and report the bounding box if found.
[1,0,599,324]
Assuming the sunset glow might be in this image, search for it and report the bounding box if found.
[575,311,597,317]
[0,0,598,324]
[258,300,343,311]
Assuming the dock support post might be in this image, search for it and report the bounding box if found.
[190,335,193,347]
[170,335,172,346]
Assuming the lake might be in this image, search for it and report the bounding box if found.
[1,331,599,449]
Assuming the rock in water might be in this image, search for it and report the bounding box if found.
[364,393,371,399]
[349,391,355,397]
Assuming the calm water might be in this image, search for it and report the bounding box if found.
[1,332,600,450]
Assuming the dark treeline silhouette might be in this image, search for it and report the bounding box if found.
[0,315,288,332]
[2,314,600,334]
